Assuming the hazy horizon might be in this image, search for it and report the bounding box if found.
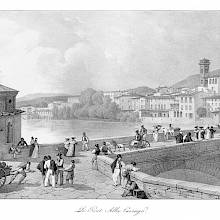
[1,11,220,96]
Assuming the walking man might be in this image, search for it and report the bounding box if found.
[82,132,89,151]
[44,155,57,187]
[37,156,48,186]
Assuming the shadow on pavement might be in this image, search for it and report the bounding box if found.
[60,183,94,191]
[0,182,41,194]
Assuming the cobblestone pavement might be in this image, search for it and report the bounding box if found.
[0,151,137,199]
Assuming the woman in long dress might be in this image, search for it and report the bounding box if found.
[32,138,39,159]
[205,127,211,140]
[66,137,77,157]
[111,154,125,186]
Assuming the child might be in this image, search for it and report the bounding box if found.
[64,160,75,184]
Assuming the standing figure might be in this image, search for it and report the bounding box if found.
[194,126,199,141]
[9,162,31,185]
[91,144,101,170]
[32,138,39,159]
[29,137,35,157]
[210,126,216,138]
[56,153,64,186]
[111,154,125,186]
[64,138,70,156]
[66,137,77,157]
[184,132,193,142]
[205,127,211,140]
[200,127,205,140]
[82,132,89,151]
[37,156,48,186]
[64,160,75,185]
[44,155,57,187]
[153,129,159,142]
[140,125,147,138]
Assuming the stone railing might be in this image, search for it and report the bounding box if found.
[97,138,220,199]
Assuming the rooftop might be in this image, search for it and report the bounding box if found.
[0,84,18,92]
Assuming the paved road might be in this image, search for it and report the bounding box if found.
[0,151,137,199]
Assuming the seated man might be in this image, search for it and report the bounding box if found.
[17,138,28,149]
[121,180,139,197]
[9,161,31,185]
[101,142,112,155]
[131,130,142,146]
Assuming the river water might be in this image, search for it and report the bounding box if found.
[21,119,141,144]
[21,119,197,144]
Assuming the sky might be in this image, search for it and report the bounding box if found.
[1,11,220,96]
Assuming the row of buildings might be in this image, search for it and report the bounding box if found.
[103,58,220,124]
[20,96,80,120]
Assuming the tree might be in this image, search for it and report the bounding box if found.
[79,88,96,106]
[196,107,207,118]
[92,91,104,105]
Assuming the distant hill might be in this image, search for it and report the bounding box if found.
[172,74,200,89]
[128,86,156,96]
[17,93,72,102]
[16,93,73,108]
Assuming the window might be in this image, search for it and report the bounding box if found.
[189,113,193,119]
[180,111,182,117]
[8,99,12,104]
[164,104,166,110]
[215,78,217,84]
[212,78,215,84]
[181,105,183,110]
[174,111,176,117]
[209,79,212,84]
[189,105,192,110]
[185,113,188,117]
[185,105,188,110]
[185,97,187,103]
[189,97,192,103]
[181,97,183,103]
[201,80,203,84]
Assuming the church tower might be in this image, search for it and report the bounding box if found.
[199,58,210,87]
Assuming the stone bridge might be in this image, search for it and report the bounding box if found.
[97,139,220,199]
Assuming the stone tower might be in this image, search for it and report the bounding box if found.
[199,58,210,87]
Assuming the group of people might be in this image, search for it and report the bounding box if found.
[131,125,148,146]
[110,154,147,198]
[60,132,90,157]
[175,126,216,144]
[9,137,40,159]
[37,153,75,187]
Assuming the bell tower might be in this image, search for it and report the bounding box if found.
[199,58,210,87]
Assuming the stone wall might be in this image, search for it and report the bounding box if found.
[97,139,220,199]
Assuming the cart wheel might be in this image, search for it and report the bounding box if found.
[0,168,6,188]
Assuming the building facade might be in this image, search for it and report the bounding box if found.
[0,84,22,145]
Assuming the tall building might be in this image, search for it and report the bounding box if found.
[0,84,23,145]
[199,58,210,87]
